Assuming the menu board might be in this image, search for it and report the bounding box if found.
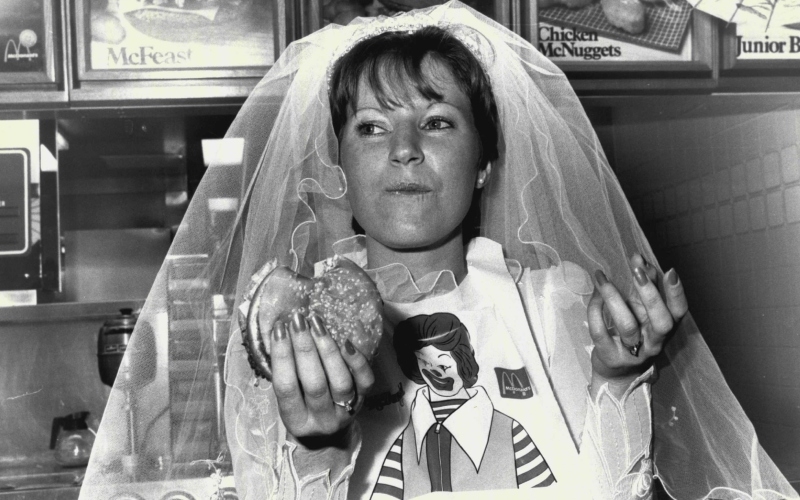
[0,0,57,84]
[687,0,800,65]
[0,149,30,256]
[537,0,696,63]
[319,0,500,27]
[1,0,46,74]
[78,0,277,78]
[734,7,800,61]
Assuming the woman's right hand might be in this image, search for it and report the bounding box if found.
[269,310,375,443]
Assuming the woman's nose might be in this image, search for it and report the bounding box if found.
[389,124,423,166]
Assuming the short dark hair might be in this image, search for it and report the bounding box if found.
[393,312,479,389]
[328,26,500,240]
[329,26,499,165]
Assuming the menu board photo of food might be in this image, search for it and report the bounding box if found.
[319,0,498,28]
[536,0,697,62]
[83,0,276,74]
[731,1,800,61]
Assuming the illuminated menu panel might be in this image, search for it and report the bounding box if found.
[536,0,696,64]
[0,148,30,255]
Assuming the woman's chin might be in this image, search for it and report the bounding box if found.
[370,225,462,253]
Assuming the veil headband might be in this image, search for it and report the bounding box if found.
[326,10,495,91]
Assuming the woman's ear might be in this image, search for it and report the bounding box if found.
[476,162,492,188]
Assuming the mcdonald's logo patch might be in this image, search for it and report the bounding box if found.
[493,367,534,399]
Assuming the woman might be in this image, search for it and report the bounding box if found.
[80,3,799,499]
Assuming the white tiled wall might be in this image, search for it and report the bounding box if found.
[611,101,800,484]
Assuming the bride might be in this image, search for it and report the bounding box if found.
[79,2,799,499]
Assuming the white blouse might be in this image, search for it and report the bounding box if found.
[252,236,653,500]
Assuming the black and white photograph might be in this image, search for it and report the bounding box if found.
[0,1,799,499]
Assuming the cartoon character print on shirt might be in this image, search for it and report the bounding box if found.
[371,313,556,499]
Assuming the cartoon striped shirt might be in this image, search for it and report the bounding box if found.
[372,387,555,499]
[431,399,467,422]
[513,420,556,488]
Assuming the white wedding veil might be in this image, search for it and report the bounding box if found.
[80,3,799,499]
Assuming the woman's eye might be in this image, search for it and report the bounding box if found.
[356,122,385,136]
[439,365,449,372]
[424,118,453,130]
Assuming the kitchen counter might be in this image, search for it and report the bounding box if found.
[0,486,79,500]
[0,466,82,500]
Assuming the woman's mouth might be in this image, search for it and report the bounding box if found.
[385,182,433,195]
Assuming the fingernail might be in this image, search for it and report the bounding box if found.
[309,314,326,337]
[667,268,679,286]
[634,267,649,286]
[594,270,608,286]
[345,339,356,355]
[291,311,306,332]
[274,322,287,341]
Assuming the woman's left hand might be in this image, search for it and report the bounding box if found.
[587,254,689,386]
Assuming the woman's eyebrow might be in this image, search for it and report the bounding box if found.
[425,100,468,113]
[426,101,448,108]
[349,107,388,119]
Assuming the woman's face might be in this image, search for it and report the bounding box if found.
[339,57,486,251]
[415,345,464,398]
